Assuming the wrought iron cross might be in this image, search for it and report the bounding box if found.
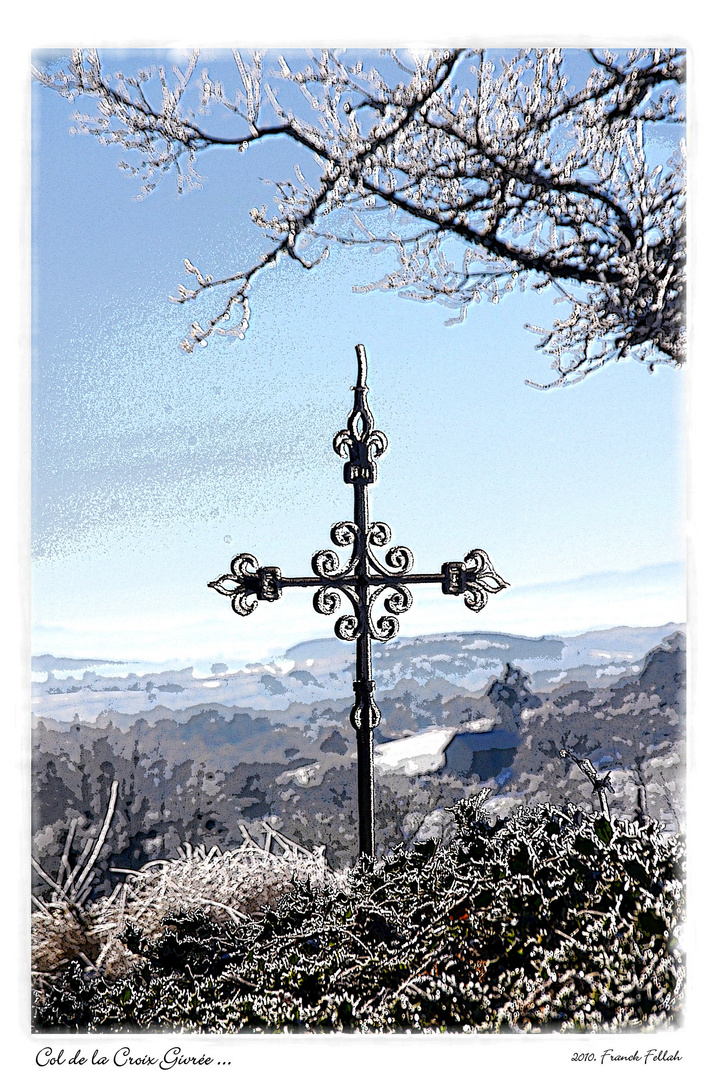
[209,344,509,860]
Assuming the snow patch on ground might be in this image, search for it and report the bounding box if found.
[375,728,456,776]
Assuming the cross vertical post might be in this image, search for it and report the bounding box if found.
[345,345,382,859]
[209,344,509,862]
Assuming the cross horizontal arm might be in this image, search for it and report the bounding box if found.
[278,576,327,588]
[282,573,446,587]
[209,548,509,620]
[207,569,438,599]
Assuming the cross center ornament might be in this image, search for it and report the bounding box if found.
[209,344,509,861]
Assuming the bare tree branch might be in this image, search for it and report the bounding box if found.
[34,47,686,386]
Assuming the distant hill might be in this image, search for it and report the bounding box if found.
[31,622,684,728]
[32,625,685,875]
[31,653,125,672]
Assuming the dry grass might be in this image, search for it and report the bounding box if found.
[32,791,340,994]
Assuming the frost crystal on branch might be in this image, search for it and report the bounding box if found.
[34,47,686,386]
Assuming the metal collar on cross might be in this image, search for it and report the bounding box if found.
[209,344,509,860]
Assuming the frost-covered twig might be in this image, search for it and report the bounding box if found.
[560,749,615,818]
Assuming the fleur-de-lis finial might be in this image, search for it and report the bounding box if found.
[333,344,388,484]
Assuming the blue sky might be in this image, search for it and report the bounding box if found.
[31,50,686,666]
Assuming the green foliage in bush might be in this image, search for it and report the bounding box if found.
[33,797,684,1034]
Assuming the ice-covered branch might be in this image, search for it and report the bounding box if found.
[35,47,686,382]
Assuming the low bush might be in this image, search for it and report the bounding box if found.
[33,795,684,1034]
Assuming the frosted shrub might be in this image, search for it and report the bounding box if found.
[34,799,684,1034]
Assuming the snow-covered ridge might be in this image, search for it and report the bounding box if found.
[32,623,684,728]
